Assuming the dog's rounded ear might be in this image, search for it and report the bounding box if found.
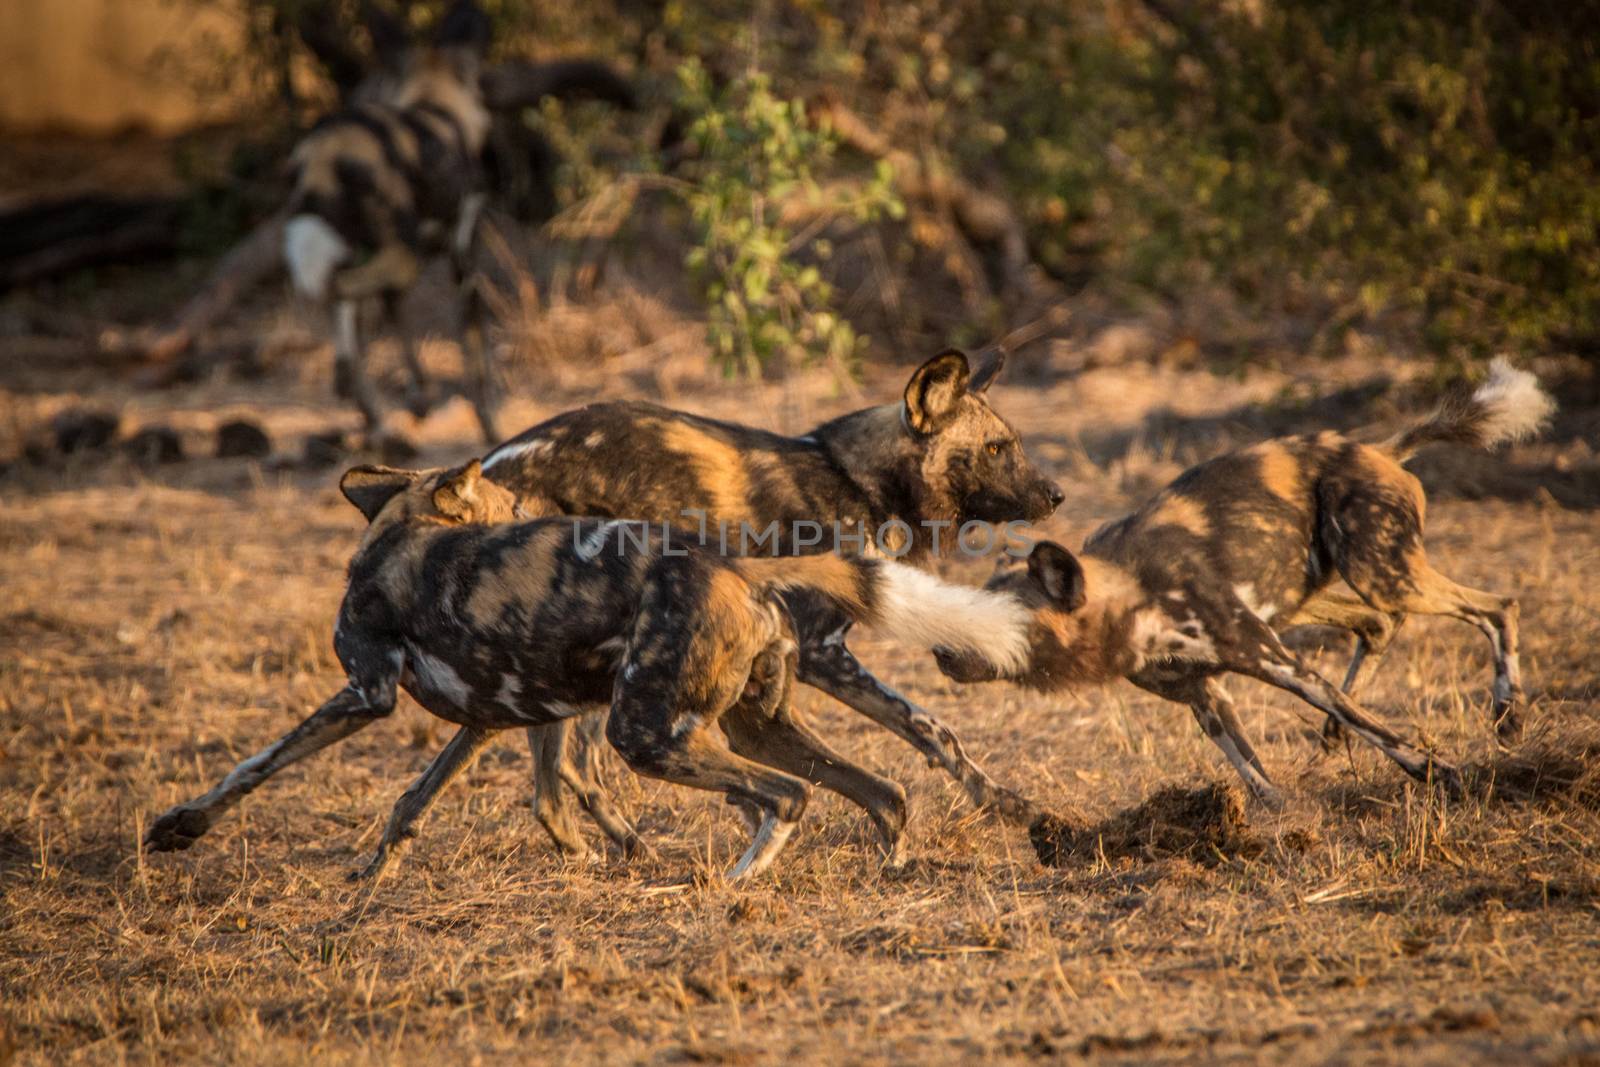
[967,347,1006,395]
[361,1,411,71]
[432,459,486,520]
[1027,541,1087,612]
[340,465,419,522]
[903,349,972,435]
[434,0,492,51]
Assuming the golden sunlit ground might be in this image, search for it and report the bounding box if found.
[3,295,1599,1064]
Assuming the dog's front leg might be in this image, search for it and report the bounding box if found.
[797,638,1042,828]
[354,725,493,884]
[146,680,398,853]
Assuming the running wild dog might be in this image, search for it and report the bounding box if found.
[478,348,1067,856]
[283,1,501,443]
[144,461,1039,879]
[935,360,1554,806]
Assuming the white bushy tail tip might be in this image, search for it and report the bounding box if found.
[1475,357,1555,447]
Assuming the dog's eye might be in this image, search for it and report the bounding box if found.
[986,442,1002,457]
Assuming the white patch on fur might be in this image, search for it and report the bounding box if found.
[577,520,623,562]
[1125,609,1167,662]
[1146,612,1218,663]
[284,215,349,301]
[212,748,274,801]
[583,432,605,448]
[495,674,522,715]
[1232,582,1277,622]
[543,700,585,720]
[407,647,471,709]
[871,561,1031,672]
[481,437,554,470]
[453,192,486,256]
[1472,357,1555,447]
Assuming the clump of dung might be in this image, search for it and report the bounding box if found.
[1030,783,1259,868]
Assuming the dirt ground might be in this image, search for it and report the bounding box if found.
[3,275,1600,1065]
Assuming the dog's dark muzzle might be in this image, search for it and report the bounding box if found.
[933,646,1002,684]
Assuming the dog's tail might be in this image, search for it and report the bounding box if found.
[733,555,1032,673]
[1383,358,1554,462]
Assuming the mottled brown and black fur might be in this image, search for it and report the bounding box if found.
[284,1,500,442]
[937,360,1555,808]
[478,349,1066,854]
[144,460,1040,879]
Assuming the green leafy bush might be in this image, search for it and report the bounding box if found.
[674,61,901,377]
[805,0,1600,359]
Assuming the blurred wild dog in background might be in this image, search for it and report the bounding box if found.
[143,460,1039,880]
[936,360,1554,807]
[478,348,1067,858]
[283,0,500,442]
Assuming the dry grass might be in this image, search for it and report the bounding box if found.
[3,315,1600,1064]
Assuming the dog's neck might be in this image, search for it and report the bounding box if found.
[346,512,461,613]
[807,404,940,558]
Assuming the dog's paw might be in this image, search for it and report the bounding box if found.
[1255,787,1287,813]
[145,806,211,851]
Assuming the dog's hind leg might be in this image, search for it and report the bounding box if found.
[381,289,435,419]
[1324,476,1524,739]
[331,298,386,435]
[449,221,499,445]
[721,694,909,866]
[798,637,1040,828]
[354,725,493,883]
[146,681,398,853]
[527,721,590,859]
[1288,587,1406,749]
[1231,633,1462,796]
[557,711,644,857]
[1391,567,1524,740]
[1131,670,1283,809]
[528,716,643,859]
[607,694,811,881]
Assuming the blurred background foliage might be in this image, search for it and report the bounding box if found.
[178,0,1600,369]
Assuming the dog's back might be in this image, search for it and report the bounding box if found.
[284,19,491,302]
[481,401,864,545]
[1084,433,1365,623]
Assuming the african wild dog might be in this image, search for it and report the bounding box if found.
[476,348,1066,857]
[143,461,1038,879]
[283,0,500,443]
[934,360,1554,807]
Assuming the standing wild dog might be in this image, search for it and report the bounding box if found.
[144,461,1040,878]
[475,348,1066,857]
[283,1,500,442]
[935,360,1553,806]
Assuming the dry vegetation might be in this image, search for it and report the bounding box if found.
[3,286,1600,1064]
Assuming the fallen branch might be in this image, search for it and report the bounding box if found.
[101,213,287,367]
[0,196,183,290]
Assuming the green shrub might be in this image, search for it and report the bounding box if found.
[674,61,901,377]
